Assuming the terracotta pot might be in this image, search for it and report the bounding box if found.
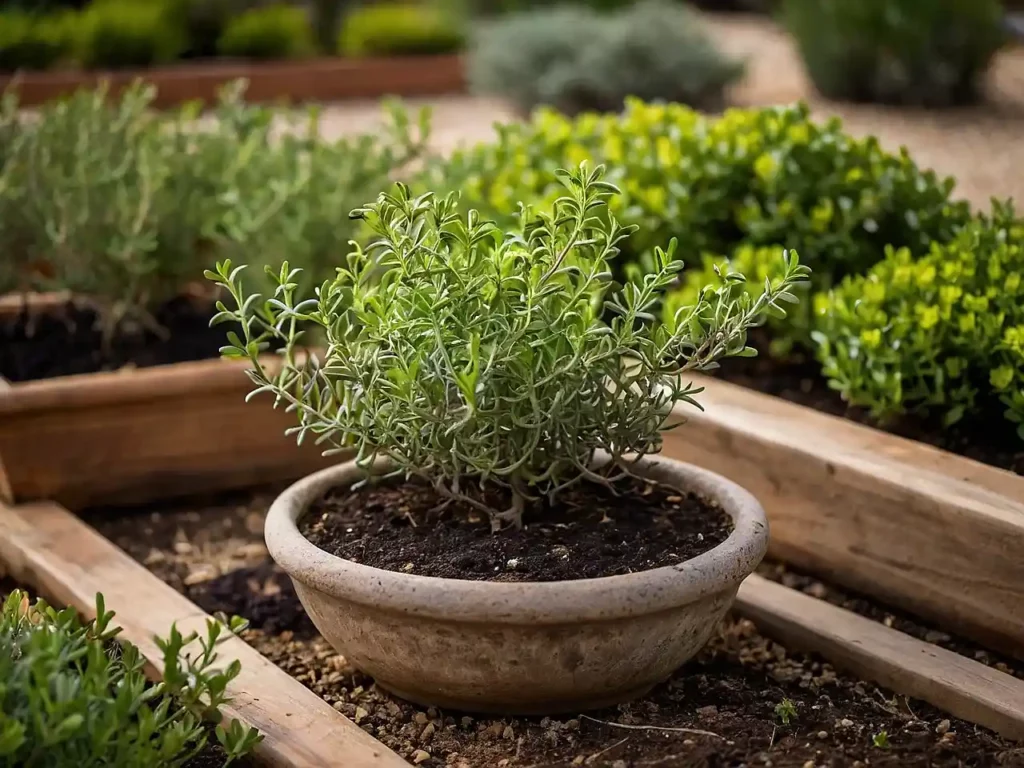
[265,454,769,714]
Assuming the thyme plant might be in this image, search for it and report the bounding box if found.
[0,590,261,767]
[209,165,809,528]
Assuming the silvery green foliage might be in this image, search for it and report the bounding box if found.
[468,0,744,116]
[0,79,428,342]
[208,165,809,528]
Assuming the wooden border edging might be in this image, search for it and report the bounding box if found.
[661,375,1024,659]
[737,574,1024,741]
[0,54,465,108]
[0,357,336,508]
[0,498,407,768]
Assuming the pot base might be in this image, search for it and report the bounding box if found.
[375,679,659,716]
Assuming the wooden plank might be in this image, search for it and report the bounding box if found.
[0,499,407,768]
[0,55,465,109]
[737,574,1024,741]
[0,357,337,508]
[661,375,1024,659]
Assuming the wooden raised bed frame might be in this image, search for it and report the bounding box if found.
[661,374,1024,661]
[0,497,1021,768]
[0,54,465,108]
[0,356,335,509]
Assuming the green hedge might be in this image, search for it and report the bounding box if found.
[78,0,185,69]
[217,4,315,60]
[0,9,77,71]
[782,0,1007,106]
[338,3,465,57]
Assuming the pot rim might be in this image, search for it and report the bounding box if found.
[265,452,768,624]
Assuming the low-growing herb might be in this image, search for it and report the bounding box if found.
[0,589,261,767]
[208,164,810,528]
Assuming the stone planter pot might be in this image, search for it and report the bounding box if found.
[264,454,769,715]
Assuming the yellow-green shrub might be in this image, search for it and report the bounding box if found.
[338,3,464,57]
[78,0,185,69]
[813,203,1024,439]
[217,4,314,60]
[425,99,969,314]
[0,9,77,71]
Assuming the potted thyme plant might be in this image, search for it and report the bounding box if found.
[207,165,809,714]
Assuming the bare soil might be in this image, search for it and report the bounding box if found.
[0,297,230,382]
[89,489,1024,767]
[301,476,731,581]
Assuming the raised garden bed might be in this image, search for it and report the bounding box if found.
[43,485,1020,765]
[659,373,1024,661]
[0,297,334,507]
[0,54,466,108]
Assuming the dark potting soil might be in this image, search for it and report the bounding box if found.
[758,560,1024,681]
[0,297,231,382]
[93,489,1024,767]
[713,330,1024,475]
[300,476,733,582]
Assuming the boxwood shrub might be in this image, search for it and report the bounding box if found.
[217,4,315,60]
[338,3,465,57]
[813,203,1024,439]
[423,98,969,335]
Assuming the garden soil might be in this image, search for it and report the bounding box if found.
[0,297,228,382]
[91,488,1024,767]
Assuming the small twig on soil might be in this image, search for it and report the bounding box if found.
[579,714,724,740]
[585,737,628,764]
[768,725,776,749]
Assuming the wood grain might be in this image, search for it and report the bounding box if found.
[0,357,337,508]
[661,375,1024,659]
[0,55,465,109]
[0,499,407,768]
[737,574,1024,741]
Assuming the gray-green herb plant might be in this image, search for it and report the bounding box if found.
[0,78,429,346]
[0,589,262,767]
[208,164,809,529]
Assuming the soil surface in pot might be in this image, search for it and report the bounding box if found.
[90,489,1023,767]
[0,297,229,382]
[714,330,1024,475]
[0,579,252,768]
[300,476,732,581]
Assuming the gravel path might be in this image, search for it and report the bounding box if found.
[310,14,1024,210]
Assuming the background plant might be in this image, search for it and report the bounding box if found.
[0,80,429,344]
[813,202,1024,440]
[0,8,77,71]
[209,164,809,528]
[217,4,315,60]
[77,0,186,69]
[421,99,968,352]
[338,2,465,58]
[0,589,261,767]
[467,0,743,116]
[782,0,1007,107]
